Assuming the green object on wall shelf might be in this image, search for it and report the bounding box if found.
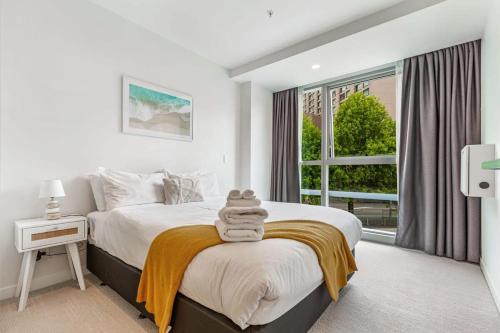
[482,159,500,170]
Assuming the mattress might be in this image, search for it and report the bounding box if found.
[87,197,362,329]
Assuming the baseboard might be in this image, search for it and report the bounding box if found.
[0,253,89,302]
[0,268,74,301]
[480,257,500,313]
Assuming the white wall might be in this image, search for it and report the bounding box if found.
[238,82,273,199]
[481,0,500,312]
[250,84,273,200]
[239,82,252,189]
[0,0,239,299]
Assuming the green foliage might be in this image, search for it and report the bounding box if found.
[300,164,321,193]
[300,117,321,202]
[300,92,397,202]
[329,165,397,194]
[301,194,321,205]
[301,116,321,161]
[334,92,396,156]
[330,92,397,194]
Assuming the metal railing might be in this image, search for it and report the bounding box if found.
[300,189,398,201]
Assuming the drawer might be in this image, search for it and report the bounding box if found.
[22,220,85,250]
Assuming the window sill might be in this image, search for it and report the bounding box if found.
[361,228,395,245]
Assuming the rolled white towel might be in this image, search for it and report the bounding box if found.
[227,189,242,201]
[241,189,256,200]
[226,198,262,207]
[215,220,264,242]
[218,206,268,224]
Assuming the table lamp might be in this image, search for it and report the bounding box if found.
[39,179,66,220]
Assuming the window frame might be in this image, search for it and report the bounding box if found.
[299,64,401,237]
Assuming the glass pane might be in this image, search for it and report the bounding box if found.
[329,164,396,193]
[329,198,398,233]
[301,88,322,161]
[328,165,397,232]
[330,75,396,158]
[300,165,321,205]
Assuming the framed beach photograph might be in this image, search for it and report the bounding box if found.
[122,76,193,141]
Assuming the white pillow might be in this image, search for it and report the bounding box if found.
[163,175,204,205]
[100,168,165,210]
[165,170,220,198]
[89,174,106,212]
[198,172,220,197]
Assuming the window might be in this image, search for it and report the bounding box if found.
[301,165,321,206]
[299,67,399,234]
[301,87,322,161]
[330,75,396,158]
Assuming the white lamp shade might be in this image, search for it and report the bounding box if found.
[39,179,66,198]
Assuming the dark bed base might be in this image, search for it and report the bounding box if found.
[87,243,354,333]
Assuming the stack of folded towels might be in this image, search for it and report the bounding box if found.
[215,189,269,242]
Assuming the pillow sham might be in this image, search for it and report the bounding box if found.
[163,175,204,205]
[198,172,220,197]
[89,174,106,212]
[164,170,220,197]
[100,168,165,210]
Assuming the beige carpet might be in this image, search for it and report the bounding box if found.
[1,241,499,333]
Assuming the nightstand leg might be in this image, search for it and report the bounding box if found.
[18,251,36,311]
[66,249,76,280]
[15,252,29,297]
[66,243,85,290]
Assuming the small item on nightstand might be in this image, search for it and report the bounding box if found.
[39,179,66,220]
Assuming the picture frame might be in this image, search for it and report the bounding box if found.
[122,76,193,141]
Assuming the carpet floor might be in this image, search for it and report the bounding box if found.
[1,241,499,333]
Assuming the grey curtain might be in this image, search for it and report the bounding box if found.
[396,40,481,262]
[270,87,300,203]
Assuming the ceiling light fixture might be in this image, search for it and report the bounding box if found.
[312,64,320,70]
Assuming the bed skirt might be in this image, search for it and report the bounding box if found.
[87,242,354,333]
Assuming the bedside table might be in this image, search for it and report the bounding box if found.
[14,215,87,311]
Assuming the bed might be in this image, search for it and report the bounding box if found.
[86,196,362,332]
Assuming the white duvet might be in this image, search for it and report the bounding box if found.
[87,197,362,329]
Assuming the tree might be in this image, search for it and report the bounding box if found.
[301,116,321,205]
[330,92,397,195]
[334,92,396,157]
[300,92,397,205]
[301,115,321,161]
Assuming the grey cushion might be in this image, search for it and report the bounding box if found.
[163,175,204,205]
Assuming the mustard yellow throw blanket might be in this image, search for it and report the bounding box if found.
[136,221,357,333]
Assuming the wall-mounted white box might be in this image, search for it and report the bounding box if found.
[461,144,495,197]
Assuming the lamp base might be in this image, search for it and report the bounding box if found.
[46,199,62,220]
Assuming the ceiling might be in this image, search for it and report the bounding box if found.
[231,0,491,91]
[89,0,492,91]
[88,0,405,69]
